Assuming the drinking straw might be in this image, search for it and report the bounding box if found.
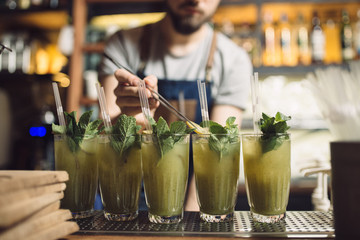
[179,90,185,116]
[95,82,112,131]
[305,64,360,141]
[52,82,66,127]
[138,80,152,131]
[250,72,261,134]
[197,79,210,129]
[101,87,112,127]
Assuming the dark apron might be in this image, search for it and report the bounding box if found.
[137,25,217,210]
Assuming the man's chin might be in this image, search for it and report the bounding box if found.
[174,20,203,35]
[172,25,196,34]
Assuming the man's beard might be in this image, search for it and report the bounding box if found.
[166,3,214,35]
[169,14,210,35]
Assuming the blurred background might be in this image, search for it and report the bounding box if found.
[1,0,360,211]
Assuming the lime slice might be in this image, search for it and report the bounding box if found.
[186,121,209,134]
[142,130,153,134]
[79,138,97,154]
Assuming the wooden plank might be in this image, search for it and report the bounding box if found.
[26,221,79,240]
[26,201,61,221]
[0,209,73,240]
[0,182,66,206]
[0,192,64,228]
[0,171,68,194]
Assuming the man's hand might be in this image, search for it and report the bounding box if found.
[113,69,160,129]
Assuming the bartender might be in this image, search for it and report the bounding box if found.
[99,0,252,211]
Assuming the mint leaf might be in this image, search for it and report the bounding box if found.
[52,123,65,134]
[110,114,141,162]
[226,116,236,126]
[151,117,172,158]
[170,121,192,144]
[85,119,104,136]
[66,136,80,153]
[209,124,227,134]
[260,112,291,153]
[52,110,103,153]
[206,117,239,158]
[149,117,193,159]
[170,121,186,134]
[158,135,174,158]
[156,117,170,135]
[275,112,291,122]
[78,110,92,134]
[261,135,286,153]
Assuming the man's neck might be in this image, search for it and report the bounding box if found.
[160,15,209,57]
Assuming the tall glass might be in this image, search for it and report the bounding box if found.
[242,133,291,223]
[192,133,241,222]
[54,134,98,219]
[141,134,190,224]
[98,134,142,221]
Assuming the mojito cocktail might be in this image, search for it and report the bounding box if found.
[98,134,142,221]
[54,134,98,218]
[242,133,291,223]
[141,133,190,224]
[192,133,241,222]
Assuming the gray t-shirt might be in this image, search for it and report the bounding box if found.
[99,22,252,110]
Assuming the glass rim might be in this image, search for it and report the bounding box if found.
[192,133,241,137]
[241,133,290,136]
[53,134,98,138]
[141,133,190,136]
[98,133,139,136]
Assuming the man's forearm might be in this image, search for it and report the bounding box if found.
[210,104,243,128]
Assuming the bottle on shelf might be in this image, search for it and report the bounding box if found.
[311,11,325,64]
[18,0,31,9]
[0,31,66,75]
[296,12,311,65]
[279,12,296,66]
[3,0,60,9]
[340,9,354,61]
[323,11,342,64]
[262,11,280,66]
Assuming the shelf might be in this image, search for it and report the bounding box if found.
[0,9,68,30]
[82,43,105,53]
[254,63,350,76]
[85,0,360,17]
[0,72,54,82]
[86,0,164,17]
[0,5,67,15]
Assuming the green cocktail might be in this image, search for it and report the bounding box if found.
[192,133,241,222]
[98,134,142,221]
[242,133,291,223]
[141,133,190,224]
[54,134,98,218]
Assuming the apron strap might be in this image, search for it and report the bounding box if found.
[205,30,217,83]
[138,24,153,75]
